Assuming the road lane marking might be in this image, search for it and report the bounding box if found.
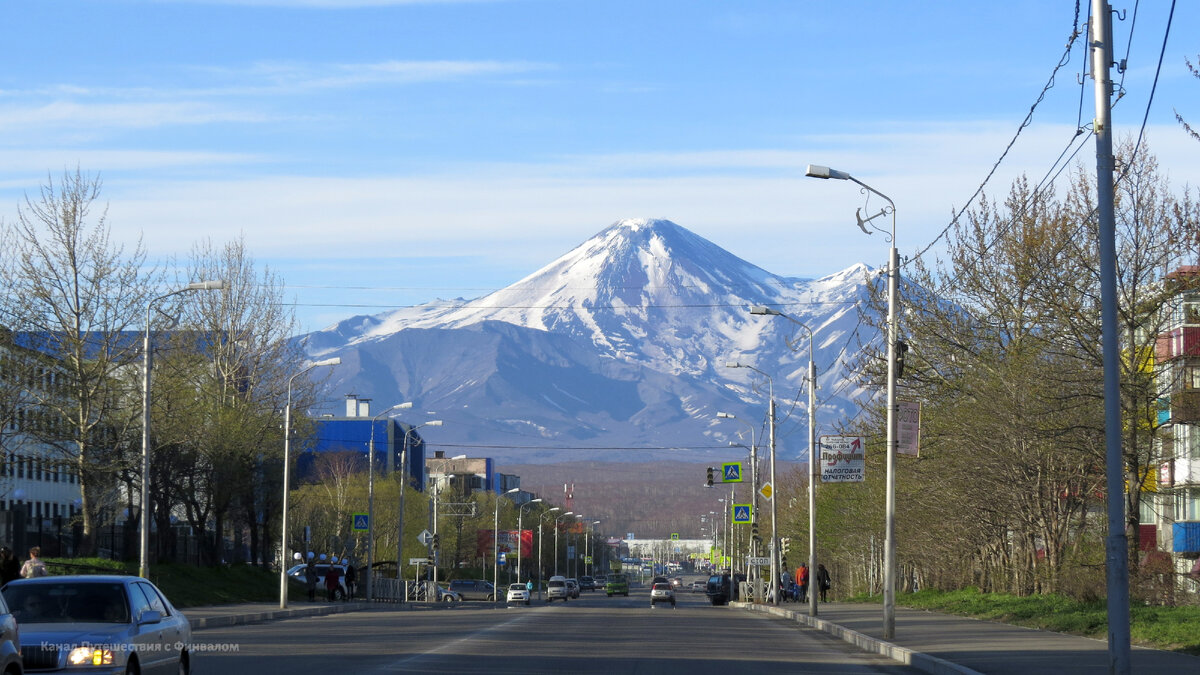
[373,607,546,672]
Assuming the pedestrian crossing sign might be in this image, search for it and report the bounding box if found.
[352,513,369,531]
[732,504,752,524]
[722,462,743,483]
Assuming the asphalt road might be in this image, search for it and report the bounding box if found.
[191,587,917,674]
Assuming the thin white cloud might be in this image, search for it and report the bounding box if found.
[0,101,271,131]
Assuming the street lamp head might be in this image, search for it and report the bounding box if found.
[530,498,543,504]
[749,305,781,316]
[310,357,341,368]
[426,420,443,426]
[547,507,560,513]
[724,361,741,369]
[398,401,413,409]
[185,279,225,291]
[450,454,466,460]
[717,412,734,419]
[805,164,851,180]
[505,487,520,495]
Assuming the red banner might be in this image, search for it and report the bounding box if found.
[476,529,533,558]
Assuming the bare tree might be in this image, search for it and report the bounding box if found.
[7,169,158,555]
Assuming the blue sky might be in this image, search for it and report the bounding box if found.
[1,0,1197,335]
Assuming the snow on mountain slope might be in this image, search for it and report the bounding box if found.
[305,218,877,462]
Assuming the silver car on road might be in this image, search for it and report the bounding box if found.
[3,575,191,674]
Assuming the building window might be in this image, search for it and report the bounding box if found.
[1176,488,1200,521]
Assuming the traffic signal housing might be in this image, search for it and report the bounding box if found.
[431,533,440,551]
[706,467,714,487]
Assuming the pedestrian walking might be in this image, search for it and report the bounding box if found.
[304,559,318,602]
[324,564,341,601]
[0,547,20,584]
[344,562,357,600]
[20,546,47,578]
[816,563,831,602]
[796,563,809,603]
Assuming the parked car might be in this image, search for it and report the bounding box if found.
[447,579,497,601]
[605,573,629,597]
[650,582,676,608]
[506,583,531,606]
[565,579,580,599]
[0,590,20,675]
[546,576,569,602]
[4,575,190,674]
[578,576,596,591]
[285,562,350,600]
[435,585,462,602]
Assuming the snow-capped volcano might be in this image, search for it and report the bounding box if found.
[304,218,875,462]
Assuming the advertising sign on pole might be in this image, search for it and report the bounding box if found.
[897,400,921,456]
[819,435,865,483]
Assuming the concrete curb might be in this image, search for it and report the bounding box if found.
[186,602,373,629]
[733,602,984,675]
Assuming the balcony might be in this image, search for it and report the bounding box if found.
[1157,326,1200,361]
[1172,458,1200,486]
[1173,522,1200,554]
[1169,390,1200,424]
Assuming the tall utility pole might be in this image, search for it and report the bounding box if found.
[1091,0,1131,671]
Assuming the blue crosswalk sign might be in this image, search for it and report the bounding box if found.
[352,513,369,531]
[732,504,752,524]
[722,462,743,483]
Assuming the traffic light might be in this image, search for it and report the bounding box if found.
[706,467,714,487]
[781,537,791,555]
[431,533,440,552]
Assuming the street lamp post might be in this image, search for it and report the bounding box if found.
[536,507,561,600]
[494,487,520,595]
[428,454,466,588]
[279,357,341,608]
[516,498,543,582]
[726,361,779,605]
[366,402,413,602]
[750,305,819,617]
[141,280,224,580]
[553,511,574,577]
[586,520,600,577]
[806,163,898,638]
[398,420,441,593]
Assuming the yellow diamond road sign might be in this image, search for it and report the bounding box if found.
[759,482,773,500]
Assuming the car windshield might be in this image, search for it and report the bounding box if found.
[5,582,130,624]
[509,584,525,591]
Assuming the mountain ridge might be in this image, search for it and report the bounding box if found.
[304,218,877,463]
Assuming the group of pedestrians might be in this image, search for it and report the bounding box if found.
[301,557,358,602]
[787,562,830,603]
[0,545,48,584]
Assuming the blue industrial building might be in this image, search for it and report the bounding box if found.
[299,416,429,491]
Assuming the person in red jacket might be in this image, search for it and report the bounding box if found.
[324,565,341,601]
[796,563,809,603]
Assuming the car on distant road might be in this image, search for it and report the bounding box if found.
[593,575,608,588]
[578,576,596,591]
[566,579,580,599]
[546,576,570,602]
[506,583,531,605]
[4,575,190,674]
[689,580,707,593]
[650,582,676,608]
[605,573,629,597]
[447,579,497,601]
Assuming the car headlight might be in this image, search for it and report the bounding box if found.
[67,646,115,666]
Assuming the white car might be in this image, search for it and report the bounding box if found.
[506,583,531,605]
[650,582,676,608]
[546,575,569,602]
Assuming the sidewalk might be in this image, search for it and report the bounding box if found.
[183,600,374,629]
[737,600,1200,674]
